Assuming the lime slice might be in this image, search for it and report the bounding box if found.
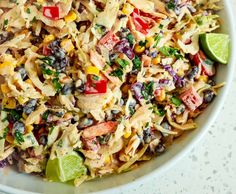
[46,151,87,182]
[199,33,230,64]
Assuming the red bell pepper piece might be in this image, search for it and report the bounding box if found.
[99,31,120,50]
[43,6,59,20]
[131,8,150,35]
[85,78,107,94]
[180,86,203,111]
[191,50,215,76]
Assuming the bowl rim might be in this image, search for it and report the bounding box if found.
[1,1,236,194]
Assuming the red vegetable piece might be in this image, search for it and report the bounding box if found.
[99,31,120,50]
[43,6,59,20]
[180,86,203,111]
[192,51,215,76]
[85,78,107,94]
[42,45,51,56]
[131,8,150,35]
[82,121,118,139]
[82,137,101,151]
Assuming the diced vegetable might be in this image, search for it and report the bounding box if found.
[191,50,215,76]
[85,66,100,76]
[82,121,118,139]
[131,8,150,35]
[85,78,107,95]
[42,45,51,56]
[43,6,59,20]
[64,11,77,23]
[99,31,120,50]
[82,137,100,151]
[180,86,203,111]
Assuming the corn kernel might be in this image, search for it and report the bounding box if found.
[152,56,161,65]
[17,96,28,105]
[198,75,208,83]
[134,44,145,54]
[122,3,134,15]
[145,37,155,48]
[64,11,77,23]
[2,98,16,109]
[22,112,28,119]
[155,89,166,102]
[37,0,44,3]
[104,155,111,163]
[43,34,55,43]
[60,39,74,53]
[25,79,33,85]
[0,61,15,76]
[6,135,14,144]
[124,131,131,138]
[26,125,34,133]
[1,84,11,94]
[85,66,100,76]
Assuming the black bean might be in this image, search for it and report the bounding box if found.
[208,79,216,86]
[61,83,74,95]
[143,128,152,144]
[187,66,199,80]
[78,118,93,129]
[155,144,165,154]
[161,122,171,131]
[23,99,37,115]
[12,121,25,135]
[15,66,27,80]
[203,90,215,103]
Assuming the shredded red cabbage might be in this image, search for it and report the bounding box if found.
[114,39,135,60]
[131,82,143,101]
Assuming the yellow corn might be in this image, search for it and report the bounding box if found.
[198,75,209,83]
[26,125,34,133]
[43,34,55,43]
[104,155,111,163]
[0,61,15,76]
[37,0,44,3]
[22,112,28,119]
[124,131,131,138]
[1,84,11,94]
[155,89,166,102]
[85,66,100,76]
[122,3,134,15]
[145,37,155,48]
[60,39,74,53]
[64,11,77,23]
[17,96,28,105]
[134,44,145,54]
[25,79,33,85]
[152,56,161,65]
[2,98,16,109]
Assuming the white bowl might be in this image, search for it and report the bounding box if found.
[0,1,235,193]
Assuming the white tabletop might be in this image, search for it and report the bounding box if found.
[119,2,236,194]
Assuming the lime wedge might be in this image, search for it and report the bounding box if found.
[199,33,230,64]
[46,151,87,183]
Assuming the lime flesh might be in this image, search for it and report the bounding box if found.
[200,33,230,64]
[46,151,87,183]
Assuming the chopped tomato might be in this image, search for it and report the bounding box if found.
[99,31,120,50]
[191,50,215,76]
[43,6,59,20]
[85,77,107,94]
[180,86,203,111]
[82,121,118,139]
[131,8,150,35]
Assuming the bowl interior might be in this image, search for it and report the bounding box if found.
[0,1,235,194]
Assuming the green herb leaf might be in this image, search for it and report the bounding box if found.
[0,127,9,140]
[115,58,129,69]
[167,1,176,10]
[110,68,124,81]
[127,33,134,45]
[4,109,21,122]
[132,55,142,71]
[95,24,106,35]
[26,8,31,14]
[14,131,25,144]
[141,82,154,100]
[139,40,147,47]
[42,110,50,121]
[153,105,166,116]
[153,34,162,48]
[171,96,182,107]
[41,67,54,75]
[159,46,183,59]
[52,78,62,92]
[3,19,8,29]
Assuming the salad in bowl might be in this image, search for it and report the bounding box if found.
[0,0,230,187]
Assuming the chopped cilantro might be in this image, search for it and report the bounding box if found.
[153,34,162,48]
[4,109,21,122]
[26,8,31,14]
[153,105,166,116]
[115,58,129,69]
[132,55,142,71]
[139,40,147,47]
[42,110,50,121]
[159,24,164,29]
[31,16,37,23]
[141,81,154,100]
[159,46,183,59]
[0,127,9,140]
[110,68,124,81]
[167,1,176,10]
[95,24,106,35]
[41,66,53,75]
[14,131,24,145]
[3,19,8,29]
[52,78,62,92]
[127,33,134,45]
